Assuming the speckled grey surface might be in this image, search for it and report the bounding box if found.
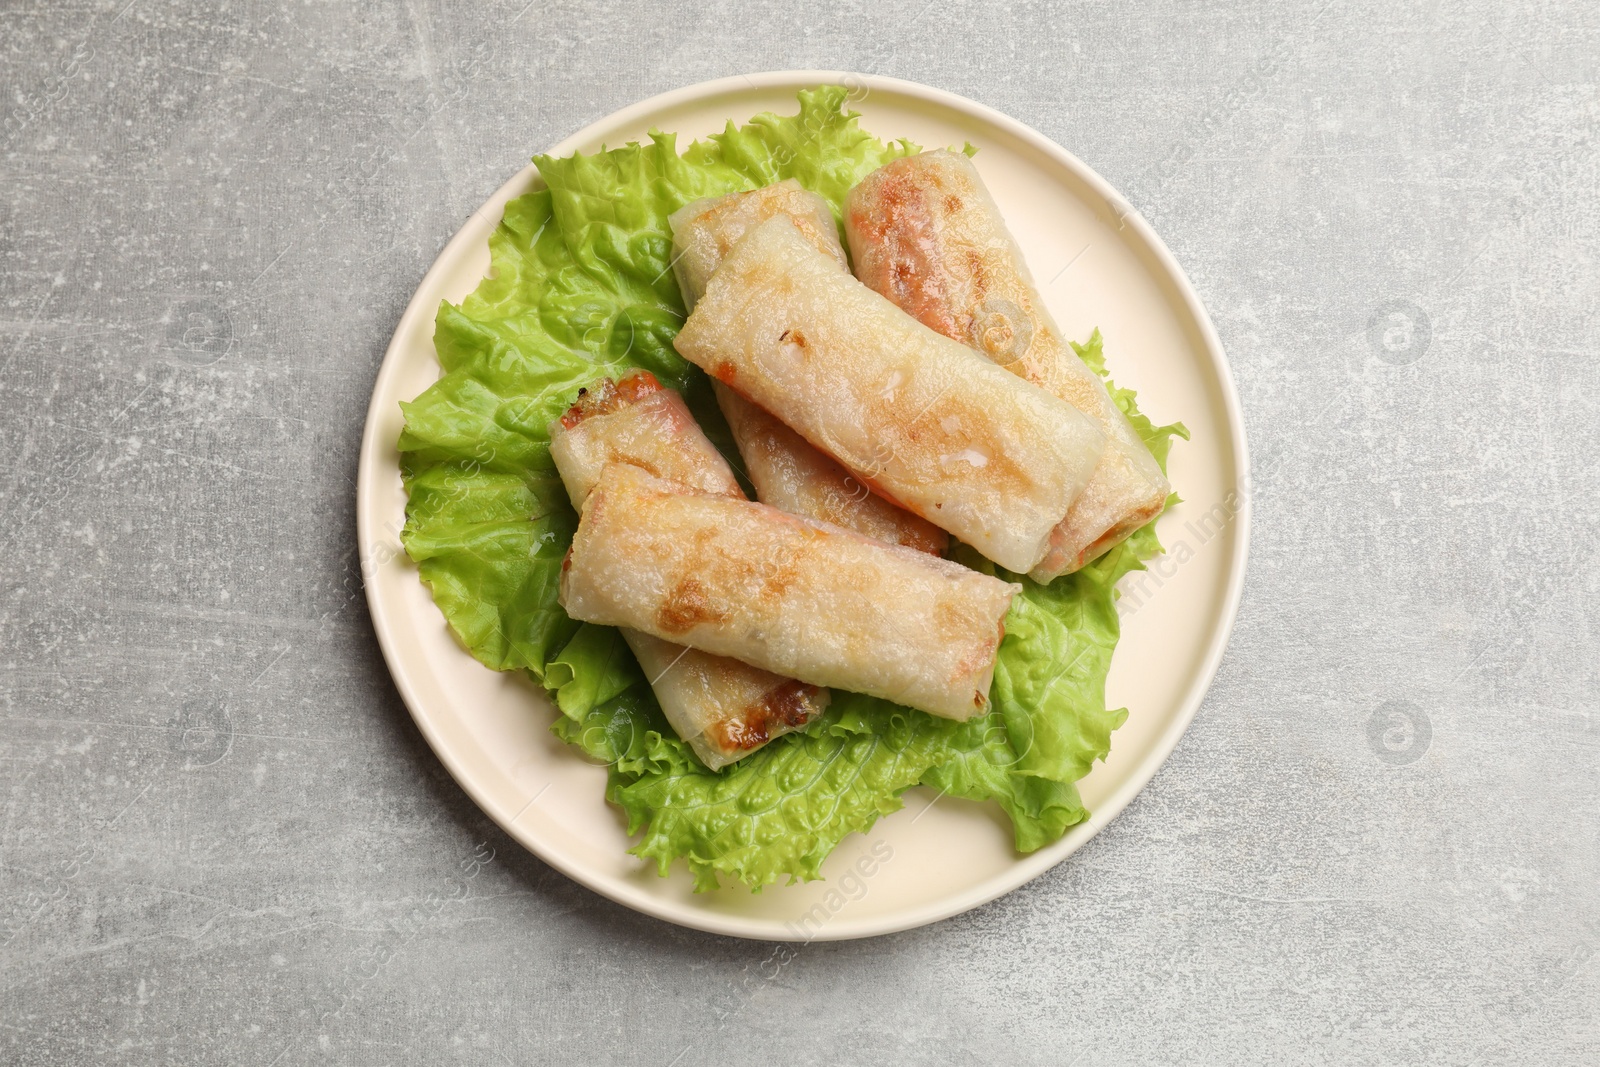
[2,1,1597,1063]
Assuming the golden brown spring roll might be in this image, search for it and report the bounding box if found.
[548,371,827,769]
[560,464,1020,720]
[672,215,1106,574]
[669,182,948,555]
[844,150,1171,579]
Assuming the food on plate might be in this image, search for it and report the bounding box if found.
[559,464,1020,720]
[845,149,1171,578]
[548,371,829,769]
[672,215,1108,574]
[669,182,948,553]
[713,384,948,554]
[397,87,1184,890]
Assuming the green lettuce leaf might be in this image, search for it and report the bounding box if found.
[398,87,1184,890]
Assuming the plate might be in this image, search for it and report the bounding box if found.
[356,71,1248,941]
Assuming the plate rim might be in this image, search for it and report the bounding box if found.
[356,70,1250,941]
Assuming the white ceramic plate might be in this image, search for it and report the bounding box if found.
[357,72,1248,941]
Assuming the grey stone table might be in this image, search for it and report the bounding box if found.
[3,2,1596,1063]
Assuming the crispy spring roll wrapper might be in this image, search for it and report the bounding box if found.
[844,150,1171,579]
[672,215,1106,574]
[668,179,849,314]
[547,372,827,770]
[561,465,1020,720]
[712,383,947,554]
[669,183,950,555]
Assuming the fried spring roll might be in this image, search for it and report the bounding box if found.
[669,182,948,555]
[844,150,1171,579]
[548,372,827,769]
[560,464,1020,720]
[672,215,1106,574]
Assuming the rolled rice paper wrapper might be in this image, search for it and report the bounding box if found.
[559,464,1020,721]
[845,150,1170,578]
